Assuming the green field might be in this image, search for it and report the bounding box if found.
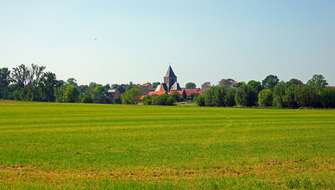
[0,101,334,189]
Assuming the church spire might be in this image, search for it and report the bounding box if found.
[164,65,178,91]
[165,65,177,78]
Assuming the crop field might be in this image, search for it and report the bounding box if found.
[0,101,334,189]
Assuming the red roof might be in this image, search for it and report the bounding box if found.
[184,88,201,96]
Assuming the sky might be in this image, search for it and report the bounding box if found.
[1,0,334,86]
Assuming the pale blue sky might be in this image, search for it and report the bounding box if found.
[1,0,334,86]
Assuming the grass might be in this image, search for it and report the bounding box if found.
[0,101,334,189]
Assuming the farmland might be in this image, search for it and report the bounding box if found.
[0,101,334,189]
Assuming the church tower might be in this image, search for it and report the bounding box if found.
[164,66,178,91]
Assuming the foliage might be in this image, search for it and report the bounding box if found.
[272,81,287,107]
[1,64,334,109]
[185,82,197,89]
[262,75,279,89]
[235,82,249,106]
[195,95,205,106]
[0,68,11,99]
[121,86,142,104]
[307,74,328,92]
[258,89,273,107]
[152,82,160,89]
[64,84,80,103]
[224,87,236,106]
[203,86,226,106]
[320,87,335,108]
[201,82,211,91]
[219,78,237,87]
[144,94,176,106]
[247,80,262,106]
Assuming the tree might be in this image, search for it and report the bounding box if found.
[296,85,320,107]
[247,80,262,106]
[185,82,196,89]
[10,64,30,88]
[67,78,78,86]
[307,74,328,93]
[224,87,236,107]
[0,68,11,99]
[234,82,249,106]
[272,81,287,107]
[64,84,79,103]
[203,86,225,106]
[10,64,46,101]
[91,85,106,103]
[320,87,335,108]
[258,89,273,107]
[152,82,160,89]
[122,86,141,104]
[287,78,303,86]
[262,75,279,89]
[219,78,237,87]
[39,72,57,102]
[284,81,303,108]
[201,82,211,92]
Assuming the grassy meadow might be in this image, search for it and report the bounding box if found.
[0,101,334,189]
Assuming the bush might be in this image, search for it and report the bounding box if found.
[195,95,205,106]
[81,95,93,103]
[142,96,152,105]
[143,94,176,106]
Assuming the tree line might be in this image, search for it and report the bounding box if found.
[196,75,335,108]
[0,64,128,104]
[1,64,334,108]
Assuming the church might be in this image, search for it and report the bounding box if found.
[147,66,201,97]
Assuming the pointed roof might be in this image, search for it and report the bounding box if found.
[165,65,177,78]
[170,82,181,91]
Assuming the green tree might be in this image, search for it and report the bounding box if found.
[258,89,273,107]
[247,80,262,106]
[152,82,160,89]
[39,72,57,102]
[235,82,248,106]
[262,75,279,89]
[64,84,79,103]
[122,86,141,104]
[272,81,287,107]
[201,82,211,92]
[185,82,196,89]
[0,68,11,99]
[219,78,237,87]
[287,78,304,86]
[284,81,303,108]
[203,86,225,106]
[307,74,328,92]
[10,64,46,101]
[320,87,335,108]
[224,87,236,107]
[296,85,319,107]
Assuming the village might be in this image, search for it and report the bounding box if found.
[108,66,202,104]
